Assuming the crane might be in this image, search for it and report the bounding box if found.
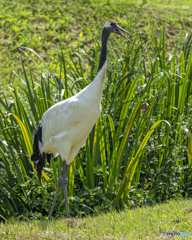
[31,20,131,220]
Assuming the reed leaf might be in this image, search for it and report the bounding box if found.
[114,120,171,208]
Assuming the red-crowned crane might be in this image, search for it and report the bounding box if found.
[31,20,131,220]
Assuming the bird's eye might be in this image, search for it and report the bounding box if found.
[111,23,115,27]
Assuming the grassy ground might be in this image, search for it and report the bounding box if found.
[1,0,192,92]
[0,198,192,239]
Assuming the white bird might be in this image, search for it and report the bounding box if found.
[31,19,131,220]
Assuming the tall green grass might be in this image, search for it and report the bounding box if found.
[0,21,192,220]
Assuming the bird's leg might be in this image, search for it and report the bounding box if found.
[61,161,70,218]
[48,160,69,220]
[48,174,63,221]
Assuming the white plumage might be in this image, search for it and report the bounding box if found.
[40,61,107,165]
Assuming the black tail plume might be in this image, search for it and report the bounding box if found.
[31,125,45,184]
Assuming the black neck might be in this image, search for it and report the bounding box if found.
[97,27,110,72]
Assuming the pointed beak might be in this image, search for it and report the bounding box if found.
[115,25,132,41]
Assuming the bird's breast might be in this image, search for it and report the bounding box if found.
[40,91,102,163]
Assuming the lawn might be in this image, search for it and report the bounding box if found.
[1,198,192,239]
[1,0,192,92]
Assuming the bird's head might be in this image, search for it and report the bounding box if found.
[104,20,132,40]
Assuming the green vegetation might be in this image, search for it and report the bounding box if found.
[1,0,192,88]
[1,198,192,239]
[0,0,192,234]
